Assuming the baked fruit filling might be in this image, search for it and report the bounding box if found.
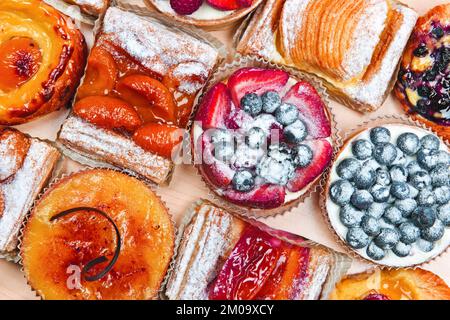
[169,0,254,16]
[194,67,332,209]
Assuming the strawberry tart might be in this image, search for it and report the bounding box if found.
[192,66,334,212]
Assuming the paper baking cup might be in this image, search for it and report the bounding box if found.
[190,55,342,219]
[320,114,450,268]
[17,160,176,300]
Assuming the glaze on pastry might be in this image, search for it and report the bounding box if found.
[0,0,87,125]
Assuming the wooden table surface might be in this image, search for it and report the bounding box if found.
[1,0,448,299]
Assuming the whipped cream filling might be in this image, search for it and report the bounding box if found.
[326,124,450,267]
[154,1,235,20]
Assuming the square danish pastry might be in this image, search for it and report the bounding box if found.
[58,6,221,185]
[0,128,60,257]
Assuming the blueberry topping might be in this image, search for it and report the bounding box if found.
[437,151,450,166]
[393,242,411,257]
[274,103,299,126]
[409,171,431,190]
[418,85,433,98]
[336,158,361,181]
[434,186,450,205]
[367,203,387,219]
[396,133,419,156]
[431,27,444,39]
[413,43,429,57]
[256,156,294,186]
[370,184,391,203]
[408,185,419,199]
[261,91,281,113]
[361,215,381,237]
[293,144,313,168]
[389,165,408,183]
[392,149,407,166]
[430,164,449,188]
[346,227,370,249]
[329,180,355,206]
[284,120,307,144]
[268,143,292,162]
[420,134,440,150]
[438,203,450,226]
[339,205,364,227]
[231,144,263,169]
[211,129,234,146]
[364,159,381,171]
[423,69,437,82]
[351,190,374,210]
[383,206,403,225]
[370,127,391,144]
[374,228,400,250]
[373,143,397,165]
[421,219,445,242]
[366,241,385,260]
[412,206,436,229]
[354,166,376,189]
[375,168,391,186]
[352,139,373,160]
[232,170,255,192]
[395,199,417,217]
[407,161,422,175]
[417,149,440,170]
[245,127,266,149]
[417,189,436,207]
[214,141,235,162]
[399,222,420,244]
[417,239,434,252]
[241,93,263,116]
[390,182,410,200]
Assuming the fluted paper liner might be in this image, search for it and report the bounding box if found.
[320,114,450,269]
[190,55,342,219]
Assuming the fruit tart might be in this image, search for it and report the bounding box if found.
[62,0,110,16]
[192,66,334,213]
[147,0,263,29]
[21,169,175,300]
[395,4,450,141]
[58,6,220,185]
[0,127,60,258]
[330,268,450,300]
[165,200,351,300]
[0,0,87,125]
[325,124,450,267]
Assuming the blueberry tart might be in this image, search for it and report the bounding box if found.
[325,124,450,267]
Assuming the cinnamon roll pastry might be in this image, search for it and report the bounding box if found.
[236,0,418,112]
[62,0,110,16]
[0,0,87,125]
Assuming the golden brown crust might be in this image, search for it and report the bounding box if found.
[0,127,31,182]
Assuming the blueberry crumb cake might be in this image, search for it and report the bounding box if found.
[325,124,450,267]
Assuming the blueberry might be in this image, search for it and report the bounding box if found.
[370,184,390,203]
[399,222,420,244]
[364,159,381,171]
[434,186,450,205]
[417,149,440,170]
[437,151,450,166]
[374,228,400,250]
[211,129,234,145]
[397,132,419,156]
[412,206,436,229]
[420,134,440,150]
[351,190,374,210]
[354,166,376,189]
[339,205,364,227]
[418,85,433,98]
[366,241,385,260]
[375,168,391,186]
[274,103,299,126]
[346,227,370,249]
[389,165,408,183]
[284,120,307,144]
[214,142,235,162]
[261,91,281,113]
[438,203,450,226]
[430,164,449,187]
[407,161,422,175]
[431,27,444,39]
[367,203,387,219]
[421,220,445,242]
[329,180,355,206]
[383,206,403,225]
[408,185,419,199]
[393,242,412,257]
[361,215,381,237]
[370,127,391,144]
[293,144,313,168]
[336,158,361,181]
[417,238,435,252]
[395,199,417,217]
[352,139,373,160]
[241,93,263,116]
[245,127,266,149]
[409,171,431,190]
[390,182,410,200]
[423,69,437,82]
[392,149,407,166]
[417,189,436,207]
[232,170,255,192]
[256,156,294,185]
[373,143,397,165]
[413,43,429,57]
[268,143,292,162]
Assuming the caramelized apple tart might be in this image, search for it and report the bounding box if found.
[0,0,87,125]
[21,169,175,300]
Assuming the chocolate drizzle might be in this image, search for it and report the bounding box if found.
[50,207,121,282]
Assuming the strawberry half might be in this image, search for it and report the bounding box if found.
[227,68,289,108]
[223,184,286,209]
[287,139,332,192]
[195,83,232,129]
[206,0,240,11]
[282,81,331,139]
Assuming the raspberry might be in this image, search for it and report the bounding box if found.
[170,0,203,15]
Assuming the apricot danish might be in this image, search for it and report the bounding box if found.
[0,0,87,125]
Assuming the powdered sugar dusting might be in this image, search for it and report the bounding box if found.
[0,135,21,181]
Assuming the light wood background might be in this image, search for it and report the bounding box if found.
[1,0,448,299]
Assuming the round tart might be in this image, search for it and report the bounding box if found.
[325,124,450,267]
[192,67,333,212]
[21,169,174,300]
[146,0,263,29]
[395,4,450,141]
[0,0,87,125]
[330,268,450,300]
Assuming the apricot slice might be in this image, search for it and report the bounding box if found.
[116,75,176,124]
[73,96,142,133]
[132,123,183,159]
[77,46,118,99]
[0,37,42,92]
[0,128,31,182]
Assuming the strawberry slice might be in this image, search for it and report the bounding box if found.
[206,0,240,11]
[223,184,286,209]
[282,81,331,139]
[287,139,332,192]
[209,225,282,300]
[227,68,289,108]
[195,83,232,129]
